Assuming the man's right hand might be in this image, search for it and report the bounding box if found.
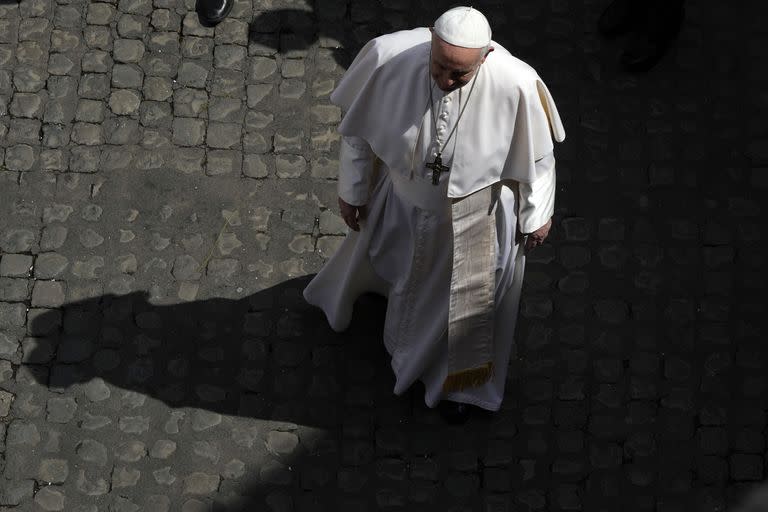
[338,197,367,232]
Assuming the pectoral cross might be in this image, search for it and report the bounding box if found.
[426,153,450,185]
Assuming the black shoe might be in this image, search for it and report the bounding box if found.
[438,401,471,425]
[598,0,643,37]
[196,0,233,26]
[620,4,684,71]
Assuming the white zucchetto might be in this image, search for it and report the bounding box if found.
[433,6,492,49]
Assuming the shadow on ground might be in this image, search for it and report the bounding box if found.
[249,5,479,70]
[21,276,768,510]
[26,276,385,427]
[23,277,510,509]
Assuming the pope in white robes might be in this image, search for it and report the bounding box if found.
[304,7,566,420]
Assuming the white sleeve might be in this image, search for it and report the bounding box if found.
[518,151,556,234]
[338,136,373,206]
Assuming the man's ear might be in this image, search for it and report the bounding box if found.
[481,46,495,63]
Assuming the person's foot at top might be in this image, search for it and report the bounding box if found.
[197,0,233,27]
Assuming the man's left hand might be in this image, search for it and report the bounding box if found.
[524,218,552,251]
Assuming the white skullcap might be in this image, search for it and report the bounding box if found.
[433,6,491,49]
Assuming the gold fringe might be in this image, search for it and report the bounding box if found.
[442,362,494,393]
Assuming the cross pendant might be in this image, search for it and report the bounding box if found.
[426,154,450,185]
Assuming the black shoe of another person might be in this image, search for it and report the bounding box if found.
[196,0,233,27]
[598,0,643,37]
[620,4,684,71]
[438,401,472,425]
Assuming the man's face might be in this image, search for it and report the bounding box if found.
[429,32,489,92]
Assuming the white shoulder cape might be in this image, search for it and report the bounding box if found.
[330,28,566,198]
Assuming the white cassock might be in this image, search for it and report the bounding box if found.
[304,28,565,411]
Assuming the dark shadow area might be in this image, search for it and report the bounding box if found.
[26,276,389,427]
[24,277,512,510]
[249,8,353,70]
[245,0,755,104]
[249,5,465,70]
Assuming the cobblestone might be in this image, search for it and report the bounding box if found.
[0,278,30,302]
[1,254,33,277]
[112,64,144,89]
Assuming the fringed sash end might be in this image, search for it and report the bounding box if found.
[442,362,494,393]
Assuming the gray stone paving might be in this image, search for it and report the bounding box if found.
[0,0,767,510]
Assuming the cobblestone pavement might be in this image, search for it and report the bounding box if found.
[1,0,767,509]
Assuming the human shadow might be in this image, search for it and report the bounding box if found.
[26,276,390,427]
[23,276,511,509]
